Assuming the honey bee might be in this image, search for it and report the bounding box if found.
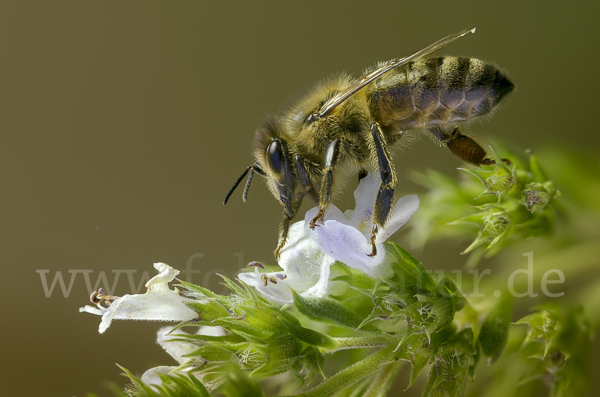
[224,28,514,259]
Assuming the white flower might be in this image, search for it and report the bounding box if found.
[141,325,225,386]
[239,172,419,304]
[79,263,199,333]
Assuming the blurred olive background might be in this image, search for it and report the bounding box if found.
[1,1,599,396]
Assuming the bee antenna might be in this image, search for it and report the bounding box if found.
[242,168,255,202]
[223,166,251,205]
[223,164,266,205]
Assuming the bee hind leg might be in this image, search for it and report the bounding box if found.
[430,127,509,166]
[368,123,398,257]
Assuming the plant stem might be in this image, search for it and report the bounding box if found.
[362,360,404,397]
[288,346,397,397]
[323,336,395,353]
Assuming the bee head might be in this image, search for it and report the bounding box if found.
[253,117,297,216]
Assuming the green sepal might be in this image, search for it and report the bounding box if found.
[438,278,466,312]
[469,339,481,380]
[214,316,274,341]
[118,365,211,397]
[185,299,230,322]
[118,364,159,396]
[520,182,555,213]
[157,373,211,397]
[293,346,326,384]
[218,365,265,397]
[167,331,243,345]
[218,274,250,297]
[422,328,476,397]
[528,151,547,183]
[186,344,235,362]
[177,279,218,299]
[413,292,456,336]
[394,332,431,388]
[362,360,403,396]
[251,332,304,378]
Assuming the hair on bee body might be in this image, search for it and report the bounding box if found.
[224,28,515,259]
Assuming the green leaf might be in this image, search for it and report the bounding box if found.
[478,295,511,365]
[291,289,381,333]
[281,319,337,349]
[384,242,436,293]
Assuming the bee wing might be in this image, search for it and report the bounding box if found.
[317,28,476,118]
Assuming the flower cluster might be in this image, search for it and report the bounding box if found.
[77,149,597,397]
[238,172,418,303]
[410,149,560,262]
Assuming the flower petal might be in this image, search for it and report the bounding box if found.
[156,326,196,365]
[315,219,384,277]
[347,172,381,233]
[375,195,420,243]
[79,263,199,333]
[303,255,334,298]
[238,269,295,304]
[141,366,180,386]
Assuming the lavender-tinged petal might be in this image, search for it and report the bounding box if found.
[348,172,381,228]
[315,219,384,278]
[304,203,349,228]
[376,195,420,243]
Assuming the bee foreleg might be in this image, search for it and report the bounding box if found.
[309,139,343,229]
[275,212,292,261]
[369,123,398,257]
[275,199,301,260]
[295,155,320,203]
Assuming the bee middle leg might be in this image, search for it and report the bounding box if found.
[368,123,398,257]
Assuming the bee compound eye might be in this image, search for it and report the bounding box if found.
[266,140,285,179]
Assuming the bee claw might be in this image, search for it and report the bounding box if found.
[367,242,378,257]
[309,213,325,230]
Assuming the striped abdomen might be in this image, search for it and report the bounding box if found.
[365,57,514,133]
